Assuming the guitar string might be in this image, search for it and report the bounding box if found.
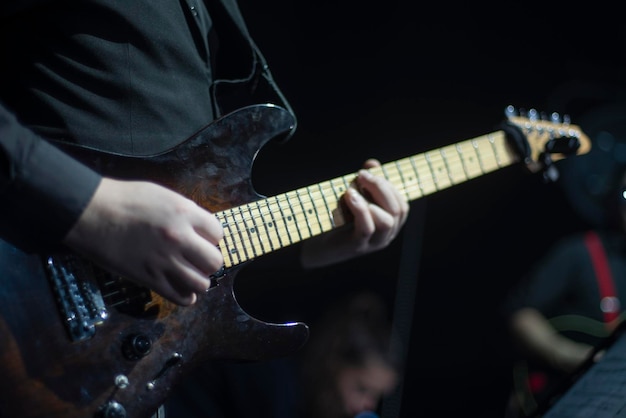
[219,133,508,256]
[225,133,507,229]
[218,131,513,267]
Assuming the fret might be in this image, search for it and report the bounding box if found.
[256,200,279,252]
[441,143,466,185]
[272,194,294,246]
[456,138,483,179]
[316,182,335,229]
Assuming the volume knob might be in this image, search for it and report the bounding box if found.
[122,333,152,360]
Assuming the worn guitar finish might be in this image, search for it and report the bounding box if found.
[0,104,590,418]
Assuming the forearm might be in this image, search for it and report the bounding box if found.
[0,105,101,252]
[511,307,594,373]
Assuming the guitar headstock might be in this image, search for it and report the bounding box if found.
[504,105,591,178]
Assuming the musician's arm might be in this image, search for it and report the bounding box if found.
[0,104,223,306]
[0,104,101,252]
[510,307,595,373]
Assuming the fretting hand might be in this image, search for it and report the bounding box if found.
[301,159,409,268]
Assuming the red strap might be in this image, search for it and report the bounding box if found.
[584,230,620,324]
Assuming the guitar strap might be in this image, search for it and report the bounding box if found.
[584,230,621,327]
[210,0,298,141]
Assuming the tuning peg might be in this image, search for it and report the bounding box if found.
[506,105,528,118]
[528,108,538,121]
[505,105,517,118]
[550,112,560,124]
[562,114,571,125]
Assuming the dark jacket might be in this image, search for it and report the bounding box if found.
[0,0,292,251]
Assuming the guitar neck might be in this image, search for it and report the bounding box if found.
[217,130,513,267]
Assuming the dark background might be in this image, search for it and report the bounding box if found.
[225,2,626,417]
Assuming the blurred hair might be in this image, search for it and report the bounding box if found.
[298,291,402,418]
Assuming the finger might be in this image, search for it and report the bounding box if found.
[343,188,375,240]
[159,258,212,305]
[151,270,199,306]
[190,206,224,245]
[181,233,224,277]
[365,203,398,247]
[359,159,409,227]
[362,158,381,169]
[173,259,213,293]
[180,205,225,274]
[356,169,406,217]
[344,188,397,249]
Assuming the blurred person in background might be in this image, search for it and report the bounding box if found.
[503,166,626,417]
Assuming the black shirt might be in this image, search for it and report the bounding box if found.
[0,0,258,251]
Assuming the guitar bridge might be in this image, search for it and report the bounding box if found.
[44,253,108,342]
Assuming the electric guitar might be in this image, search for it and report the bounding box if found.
[0,104,590,418]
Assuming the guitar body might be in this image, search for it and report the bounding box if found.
[0,104,308,418]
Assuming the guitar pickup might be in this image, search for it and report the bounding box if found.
[44,253,108,342]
